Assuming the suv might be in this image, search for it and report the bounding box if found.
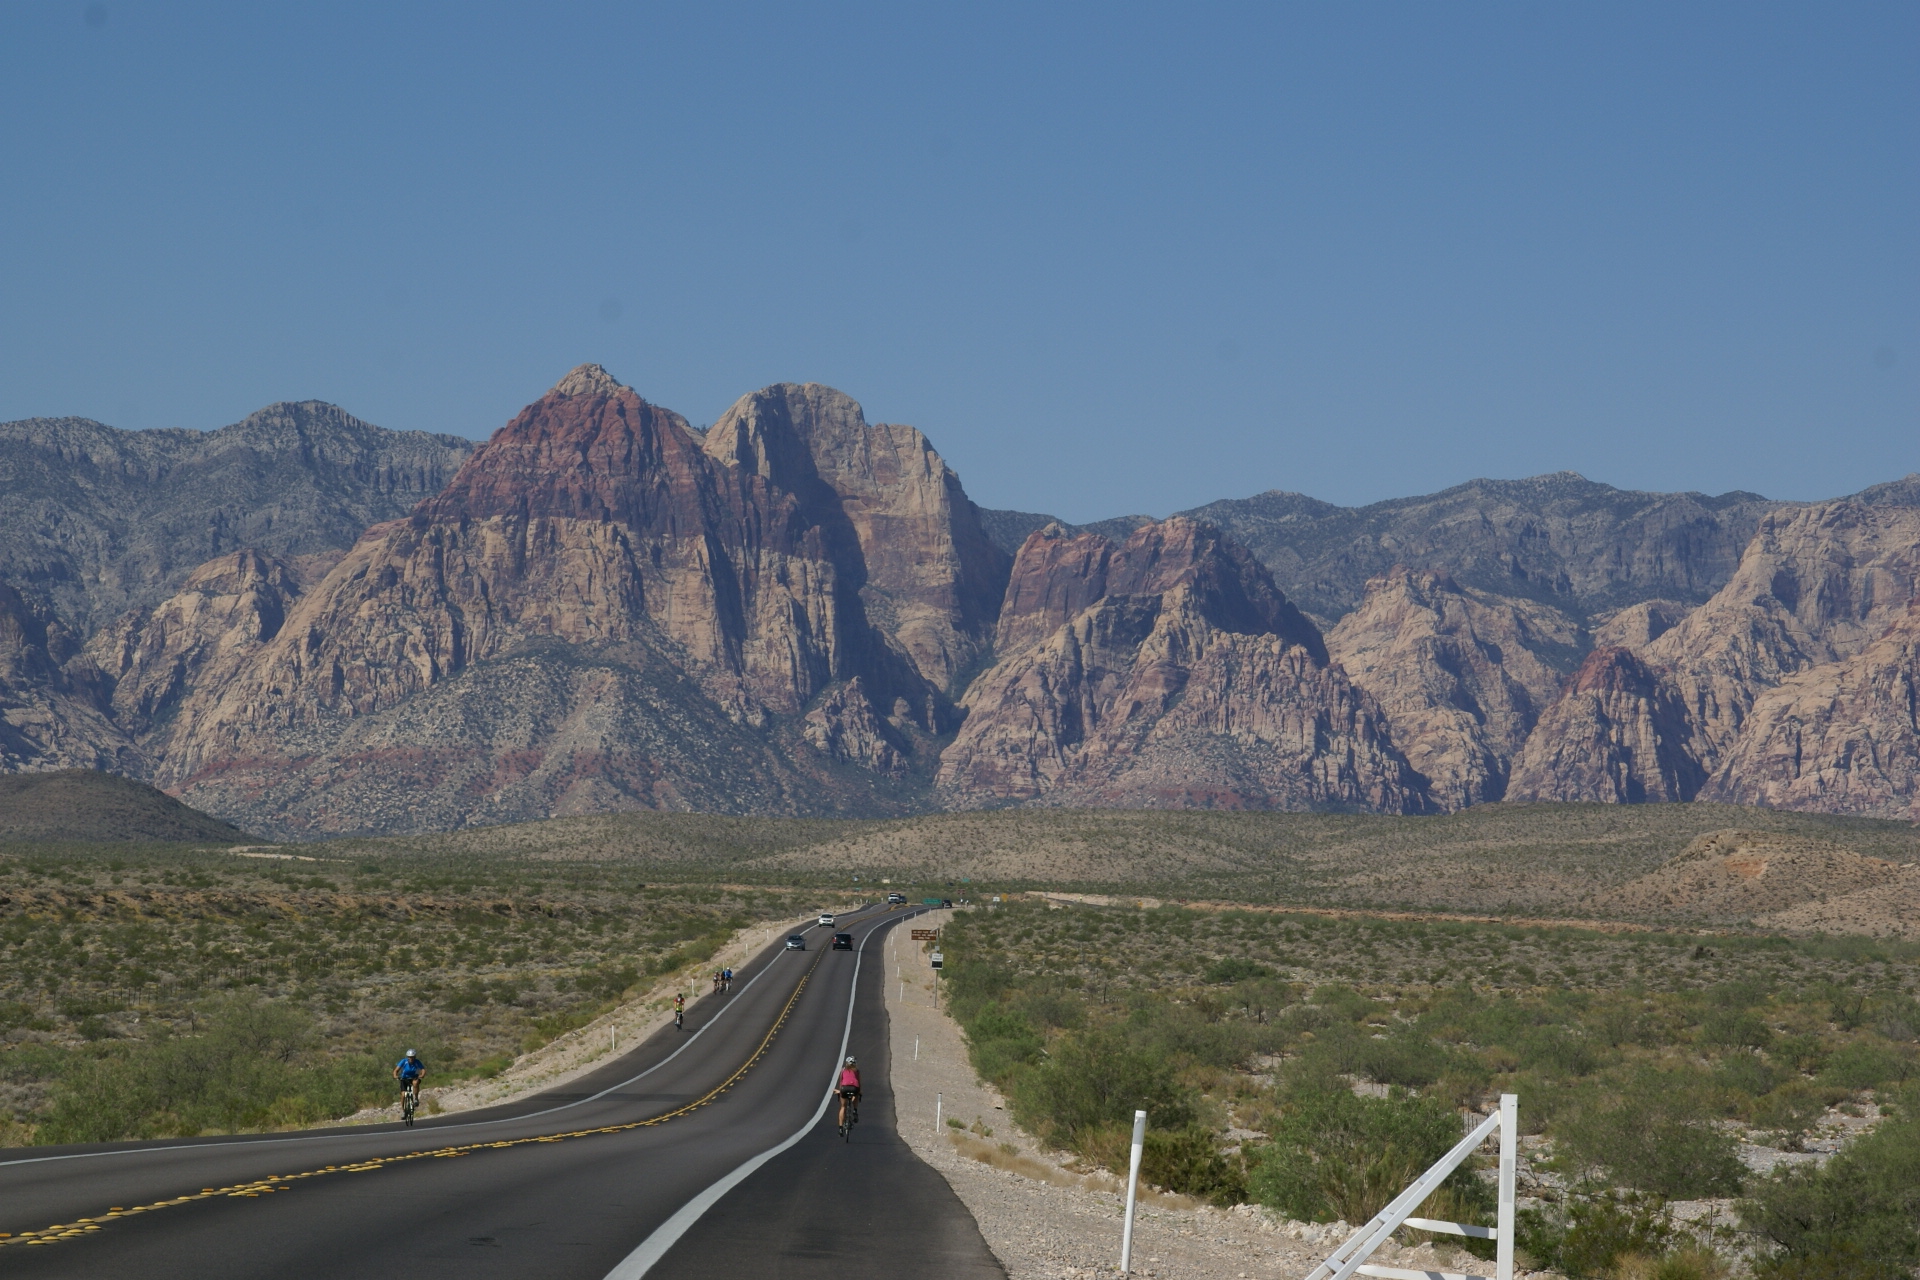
[817,913,835,928]
[885,893,906,906]
[831,932,854,950]
[785,934,807,951]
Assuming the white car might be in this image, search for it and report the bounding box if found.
[818,913,835,928]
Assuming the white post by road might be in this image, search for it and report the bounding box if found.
[1497,1092,1517,1280]
[936,1092,943,1134]
[1120,1109,1147,1274]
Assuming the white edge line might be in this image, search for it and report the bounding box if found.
[600,909,916,1280]
[0,909,879,1170]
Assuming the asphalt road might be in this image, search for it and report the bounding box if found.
[0,905,1005,1279]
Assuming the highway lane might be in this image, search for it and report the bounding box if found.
[0,904,1002,1278]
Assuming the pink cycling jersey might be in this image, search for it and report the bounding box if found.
[839,1068,861,1090]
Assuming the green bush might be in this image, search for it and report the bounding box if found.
[1519,1196,1675,1279]
[966,1006,1045,1082]
[1557,1071,1745,1198]
[38,997,385,1143]
[1741,1101,1920,1280]
[1249,1083,1487,1226]
[1818,1040,1919,1091]
[1008,1026,1193,1148]
[1141,1124,1247,1205]
[1204,957,1274,985]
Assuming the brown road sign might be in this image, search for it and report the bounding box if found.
[910,929,938,940]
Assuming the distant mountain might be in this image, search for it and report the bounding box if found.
[4,369,1919,832]
[0,401,475,639]
[0,769,249,843]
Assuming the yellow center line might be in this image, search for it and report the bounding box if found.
[2,961,819,1253]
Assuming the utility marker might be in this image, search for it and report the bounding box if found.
[935,1092,942,1134]
[1120,1109,1147,1274]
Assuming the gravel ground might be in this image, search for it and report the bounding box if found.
[883,910,1504,1280]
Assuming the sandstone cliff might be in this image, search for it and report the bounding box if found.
[144,368,1002,834]
[1504,646,1704,804]
[1325,567,1580,807]
[937,519,1427,812]
[1645,500,1920,774]
[1702,601,1920,819]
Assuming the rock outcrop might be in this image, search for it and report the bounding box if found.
[1505,646,1704,804]
[937,519,1427,812]
[1645,501,1920,773]
[0,580,134,774]
[1702,601,1920,819]
[1326,568,1580,807]
[146,368,1001,833]
[80,550,315,736]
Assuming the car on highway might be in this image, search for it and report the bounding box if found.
[885,892,906,905]
[785,934,807,950]
[831,932,854,950]
[817,913,835,927]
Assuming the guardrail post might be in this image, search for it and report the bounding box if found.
[1120,1109,1147,1274]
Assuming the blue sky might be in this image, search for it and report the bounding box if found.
[2,2,1913,521]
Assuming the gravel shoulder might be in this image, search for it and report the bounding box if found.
[346,915,808,1125]
[882,909,1490,1280]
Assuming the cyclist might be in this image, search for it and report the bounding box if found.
[673,992,686,1029]
[722,967,734,993]
[393,1049,425,1112]
[836,1056,862,1133]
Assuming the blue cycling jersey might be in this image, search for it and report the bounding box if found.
[397,1058,424,1079]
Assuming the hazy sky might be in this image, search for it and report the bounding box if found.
[2,2,1913,522]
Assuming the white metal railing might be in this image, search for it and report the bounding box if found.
[1303,1093,1517,1280]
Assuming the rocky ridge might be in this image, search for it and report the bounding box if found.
[3,366,1920,832]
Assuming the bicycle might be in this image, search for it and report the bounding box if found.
[400,1080,420,1127]
[837,1089,859,1141]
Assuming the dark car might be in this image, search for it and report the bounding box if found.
[785,934,807,951]
[831,932,854,950]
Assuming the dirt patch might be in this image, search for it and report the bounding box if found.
[1604,829,1906,921]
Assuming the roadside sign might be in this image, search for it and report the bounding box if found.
[929,951,944,969]
[910,929,938,941]
[922,897,943,906]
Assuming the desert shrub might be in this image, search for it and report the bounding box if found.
[38,997,384,1143]
[1519,1196,1676,1279]
[1701,1009,1775,1050]
[1741,1100,1920,1280]
[1557,1070,1745,1198]
[1204,957,1273,985]
[1751,1082,1831,1149]
[966,1006,1045,1082]
[1009,1025,1193,1148]
[1134,1123,1247,1204]
[1248,1081,1488,1225]
[1818,1040,1919,1091]
[1714,1050,1782,1100]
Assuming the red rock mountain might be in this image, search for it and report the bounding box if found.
[5,366,1920,834]
[937,520,1426,812]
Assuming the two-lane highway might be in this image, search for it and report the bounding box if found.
[0,906,1004,1278]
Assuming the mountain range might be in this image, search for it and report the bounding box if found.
[3,365,1916,837]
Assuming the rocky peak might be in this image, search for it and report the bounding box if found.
[419,372,704,529]
[996,516,1322,661]
[549,363,628,399]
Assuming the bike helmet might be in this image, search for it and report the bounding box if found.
[844,1056,856,1066]
[405,1049,417,1058]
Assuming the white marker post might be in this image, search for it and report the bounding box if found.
[914,1036,920,1061]
[1120,1109,1147,1274]
[936,1092,943,1135]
